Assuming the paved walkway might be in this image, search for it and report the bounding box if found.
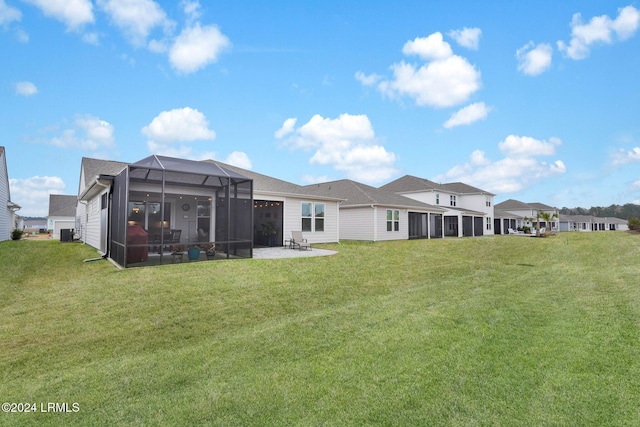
[252,247,337,259]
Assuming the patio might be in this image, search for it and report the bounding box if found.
[252,247,337,259]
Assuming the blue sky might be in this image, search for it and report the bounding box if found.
[2,0,640,217]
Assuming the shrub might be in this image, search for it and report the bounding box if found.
[11,229,24,240]
[629,217,640,231]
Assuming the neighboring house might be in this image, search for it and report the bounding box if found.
[0,146,21,241]
[380,175,495,237]
[206,160,343,247]
[303,179,445,241]
[47,194,78,239]
[493,199,559,233]
[559,214,629,232]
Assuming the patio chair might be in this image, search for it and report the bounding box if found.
[291,230,311,250]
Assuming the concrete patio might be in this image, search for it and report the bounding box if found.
[252,247,338,259]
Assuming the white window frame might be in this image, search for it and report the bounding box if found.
[302,202,325,232]
[387,209,399,232]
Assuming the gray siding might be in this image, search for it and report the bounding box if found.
[0,149,11,241]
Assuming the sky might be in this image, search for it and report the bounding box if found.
[2,0,640,217]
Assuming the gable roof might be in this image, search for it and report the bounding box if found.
[380,175,494,196]
[205,160,344,201]
[48,194,77,217]
[379,175,441,193]
[495,199,557,211]
[439,182,495,196]
[303,179,445,211]
[81,157,129,187]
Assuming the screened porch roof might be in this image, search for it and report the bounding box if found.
[129,155,252,189]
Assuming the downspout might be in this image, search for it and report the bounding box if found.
[372,205,377,242]
[78,176,110,249]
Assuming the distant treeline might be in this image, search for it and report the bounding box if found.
[559,203,640,220]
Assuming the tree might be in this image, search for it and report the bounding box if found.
[537,211,558,236]
[629,217,640,231]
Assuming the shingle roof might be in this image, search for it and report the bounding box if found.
[380,175,494,196]
[495,199,557,211]
[48,194,77,217]
[205,160,303,193]
[303,179,445,211]
[81,157,129,187]
[440,182,495,196]
[379,175,442,193]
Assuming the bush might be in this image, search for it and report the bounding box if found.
[629,217,640,231]
[11,229,24,240]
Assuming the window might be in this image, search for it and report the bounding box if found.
[301,202,312,232]
[486,196,491,207]
[435,193,439,205]
[315,203,325,232]
[387,209,399,232]
[486,217,492,230]
[301,202,325,232]
[450,195,456,207]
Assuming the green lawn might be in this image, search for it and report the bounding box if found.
[1,233,639,426]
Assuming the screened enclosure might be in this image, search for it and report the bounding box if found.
[110,155,253,267]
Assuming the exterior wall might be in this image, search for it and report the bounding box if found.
[339,207,376,241]
[78,190,108,251]
[461,194,495,235]
[402,190,452,209]
[374,206,409,241]
[49,217,76,239]
[0,151,10,242]
[282,196,339,244]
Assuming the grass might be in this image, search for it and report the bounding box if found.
[1,233,639,426]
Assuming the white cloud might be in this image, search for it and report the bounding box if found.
[558,5,640,59]
[97,0,173,47]
[516,41,553,76]
[0,0,22,26]
[612,146,640,165]
[498,135,561,158]
[48,115,115,151]
[142,107,215,142]
[354,71,382,86]
[402,33,453,60]
[9,176,66,217]
[23,0,94,30]
[142,107,217,159]
[368,32,481,109]
[448,27,482,50]
[15,81,37,96]
[379,56,481,108]
[443,102,490,128]
[168,23,230,73]
[434,136,566,194]
[274,117,297,139]
[277,113,398,184]
[224,151,252,169]
[630,178,640,191]
[180,0,201,24]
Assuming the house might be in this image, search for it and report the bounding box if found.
[77,155,347,267]
[77,155,257,267]
[304,179,445,241]
[494,199,559,233]
[0,146,21,241]
[559,214,629,232]
[47,194,78,239]
[380,175,495,237]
